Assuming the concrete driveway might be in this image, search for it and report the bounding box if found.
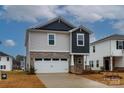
[37,73,108,88]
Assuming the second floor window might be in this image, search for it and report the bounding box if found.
[93,46,95,53]
[116,41,124,49]
[77,33,84,46]
[7,57,9,61]
[48,34,55,45]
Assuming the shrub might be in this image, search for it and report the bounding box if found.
[30,67,36,74]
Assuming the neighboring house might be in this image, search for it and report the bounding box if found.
[87,34,124,71]
[0,51,13,71]
[13,55,26,71]
[20,57,26,71]
[25,17,92,73]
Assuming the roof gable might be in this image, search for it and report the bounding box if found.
[33,17,75,31]
[69,25,93,34]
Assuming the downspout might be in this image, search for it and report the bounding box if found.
[110,40,113,71]
[28,31,31,72]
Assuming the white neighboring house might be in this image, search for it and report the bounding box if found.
[0,51,13,71]
[87,34,124,71]
[20,57,26,71]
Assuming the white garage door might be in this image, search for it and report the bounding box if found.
[34,58,69,73]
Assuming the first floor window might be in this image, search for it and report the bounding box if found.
[0,65,3,69]
[93,46,95,53]
[0,65,6,69]
[96,60,99,67]
[91,61,94,67]
[48,34,55,45]
[89,61,94,67]
[77,33,84,46]
[3,65,6,69]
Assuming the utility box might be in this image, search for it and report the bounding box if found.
[1,73,7,80]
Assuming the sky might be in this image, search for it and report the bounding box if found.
[0,5,124,56]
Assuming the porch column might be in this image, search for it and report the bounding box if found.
[83,56,86,70]
[71,54,74,66]
[110,56,113,71]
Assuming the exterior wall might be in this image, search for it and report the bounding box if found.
[26,35,30,71]
[114,57,124,67]
[29,31,70,52]
[87,40,111,70]
[0,56,12,71]
[72,29,89,53]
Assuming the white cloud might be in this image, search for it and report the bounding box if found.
[62,6,124,23]
[113,21,124,32]
[1,5,124,31]
[0,6,58,23]
[90,34,96,43]
[1,5,124,23]
[4,39,16,47]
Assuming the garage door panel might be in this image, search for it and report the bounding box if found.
[34,59,69,73]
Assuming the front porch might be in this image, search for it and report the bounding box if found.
[70,54,88,74]
[103,56,124,71]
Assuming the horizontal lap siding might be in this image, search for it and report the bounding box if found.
[72,29,89,53]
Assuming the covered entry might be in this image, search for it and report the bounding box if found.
[70,54,85,74]
[103,56,113,71]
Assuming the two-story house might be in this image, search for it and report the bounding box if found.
[25,17,92,73]
[87,34,124,71]
[0,51,13,71]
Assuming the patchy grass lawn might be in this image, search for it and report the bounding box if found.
[82,72,124,86]
[0,71,46,88]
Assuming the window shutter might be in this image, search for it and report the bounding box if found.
[116,41,118,49]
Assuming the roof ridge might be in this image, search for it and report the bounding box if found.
[91,34,124,45]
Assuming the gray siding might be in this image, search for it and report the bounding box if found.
[72,29,89,53]
[35,20,74,31]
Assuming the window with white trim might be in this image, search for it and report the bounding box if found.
[77,33,84,46]
[48,34,55,45]
[116,40,124,49]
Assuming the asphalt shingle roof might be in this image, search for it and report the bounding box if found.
[0,51,10,56]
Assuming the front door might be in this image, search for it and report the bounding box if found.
[104,58,110,71]
[74,55,84,74]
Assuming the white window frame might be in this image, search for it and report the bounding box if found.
[47,33,56,46]
[77,33,85,46]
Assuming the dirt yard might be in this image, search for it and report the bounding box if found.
[0,71,46,88]
[82,72,124,86]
